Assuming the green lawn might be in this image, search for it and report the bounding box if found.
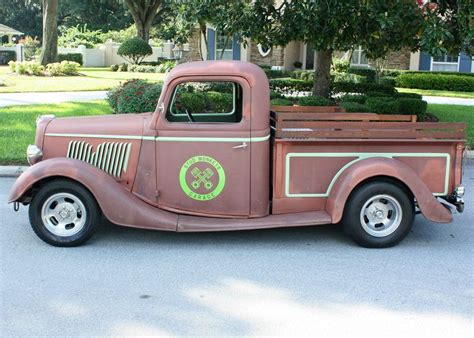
[0,101,111,164]
[427,104,474,147]
[0,101,471,165]
[397,87,474,99]
[0,66,166,93]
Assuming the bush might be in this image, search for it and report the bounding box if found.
[117,37,152,64]
[395,73,474,92]
[175,91,232,114]
[118,63,128,72]
[332,72,365,83]
[340,94,368,104]
[367,97,400,114]
[365,91,391,98]
[8,61,44,76]
[58,53,83,65]
[341,102,370,112]
[110,64,119,72]
[398,98,427,116]
[46,61,80,76]
[332,56,350,73]
[270,91,284,99]
[106,79,162,114]
[348,67,376,83]
[271,98,294,106]
[379,76,396,87]
[291,70,314,81]
[293,61,302,69]
[205,91,233,113]
[263,69,291,79]
[297,96,332,106]
[332,82,396,95]
[0,50,16,65]
[58,25,105,48]
[269,78,312,95]
[395,92,423,100]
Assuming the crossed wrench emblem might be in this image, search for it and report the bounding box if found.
[191,167,214,190]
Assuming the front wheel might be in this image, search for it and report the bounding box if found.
[29,179,101,247]
[342,181,415,248]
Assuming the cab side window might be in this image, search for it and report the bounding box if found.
[166,81,243,123]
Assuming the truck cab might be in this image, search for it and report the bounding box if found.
[9,61,466,248]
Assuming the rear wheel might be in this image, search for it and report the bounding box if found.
[342,181,414,248]
[29,179,101,247]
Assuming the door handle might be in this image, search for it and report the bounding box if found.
[232,142,248,149]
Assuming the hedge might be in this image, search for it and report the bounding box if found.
[58,53,83,65]
[269,78,312,94]
[332,82,396,95]
[348,67,376,83]
[398,98,427,116]
[395,73,474,92]
[270,98,293,106]
[0,50,16,65]
[367,97,400,114]
[107,79,162,114]
[341,101,370,112]
[297,96,332,106]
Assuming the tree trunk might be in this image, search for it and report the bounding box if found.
[124,0,163,42]
[199,22,209,61]
[312,49,333,97]
[135,21,151,41]
[39,0,58,66]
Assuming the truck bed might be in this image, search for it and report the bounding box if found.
[270,106,466,215]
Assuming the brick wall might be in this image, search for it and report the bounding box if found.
[249,43,284,67]
[187,27,204,61]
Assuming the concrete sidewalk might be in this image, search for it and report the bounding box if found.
[0,91,107,107]
[422,95,474,106]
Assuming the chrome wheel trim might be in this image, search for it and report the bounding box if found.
[41,192,87,237]
[359,194,402,238]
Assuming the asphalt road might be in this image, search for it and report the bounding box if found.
[1,163,473,336]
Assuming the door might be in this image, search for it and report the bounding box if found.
[155,77,251,217]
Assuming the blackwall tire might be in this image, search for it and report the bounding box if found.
[29,179,101,247]
[342,181,415,248]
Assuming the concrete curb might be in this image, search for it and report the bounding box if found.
[0,166,28,178]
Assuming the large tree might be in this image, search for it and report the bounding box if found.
[124,0,169,41]
[212,0,473,97]
[39,0,58,65]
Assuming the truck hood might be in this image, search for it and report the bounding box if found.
[44,113,151,138]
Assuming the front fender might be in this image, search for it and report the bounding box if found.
[326,157,452,224]
[9,158,178,231]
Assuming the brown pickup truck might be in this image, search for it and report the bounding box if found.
[9,61,466,248]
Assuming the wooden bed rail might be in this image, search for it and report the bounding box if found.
[270,105,465,140]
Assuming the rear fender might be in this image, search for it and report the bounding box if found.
[9,158,178,231]
[326,157,452,224]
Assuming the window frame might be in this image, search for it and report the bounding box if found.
[350,46,369,67]
[431,54,460,72]
[215,32,234,60]
[168,81,238,117]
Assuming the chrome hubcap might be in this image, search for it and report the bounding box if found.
[41,193,87,237]
[360,194,402,237]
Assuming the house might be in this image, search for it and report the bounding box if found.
[186,26,473,73]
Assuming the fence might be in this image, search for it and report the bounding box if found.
[59,41,175,67]
[0,44,24,63]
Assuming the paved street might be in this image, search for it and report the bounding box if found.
[1,163,473,336]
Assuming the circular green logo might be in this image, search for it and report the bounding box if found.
[179,155,226,201]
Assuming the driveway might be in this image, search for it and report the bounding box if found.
[0,91,107,107]
[1,163,473,336]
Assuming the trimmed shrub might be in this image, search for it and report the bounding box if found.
[263,69,291,79]
[206,91,233,113]
[341,101,370,112]
[379,76,396,87]
[269,78,312,94]
[118,63,128,72]
[178,92,207,114]
[117,37,152,64]
[398,98,427,116]
[348,67,376,83]
[395,73,474,92]
[332,82,396,95]
[110,64,119,71]
[367,97,400,114]
[340,94,368,104]
[271,98,294,106]
[405,70,474,77]
[106,79,162,114]
[365,91,391,97]
[291,70,314,81]
[293,61,303,69]
[46,61,80,76]
[395,92,423,100]
[8,61,44,76]
[297,96,332,106]
[58,53,83,65]
[0,50,16,65]
[175,91,233,114]
[270,91,284,99]
[332,72,365,83]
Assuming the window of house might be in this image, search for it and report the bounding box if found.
[215,33,233,60]
[166,81,243,124]
[351,46,369,67]
[431,54,459,72]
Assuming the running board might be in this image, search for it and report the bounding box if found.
[177,211,332,232]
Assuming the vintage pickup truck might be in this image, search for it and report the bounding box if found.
[9,61,466,248]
